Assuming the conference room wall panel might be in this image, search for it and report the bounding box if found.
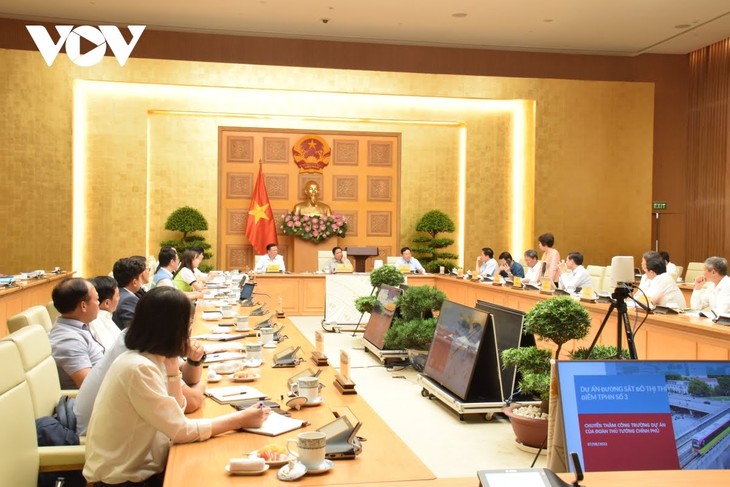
[0,48,652,276]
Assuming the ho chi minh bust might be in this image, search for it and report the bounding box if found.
[293,181,332,217]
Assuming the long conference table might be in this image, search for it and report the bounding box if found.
[252,273,730,360]
[164,302,436,486]
[164,275,730,486]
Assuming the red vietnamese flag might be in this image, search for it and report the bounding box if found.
[245,165,278,254]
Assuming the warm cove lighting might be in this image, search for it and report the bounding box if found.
[73,80,532,275]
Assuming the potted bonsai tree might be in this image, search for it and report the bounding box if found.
[160,206,214,272]
[500,296,591,449]
[383,285,446,370]
[411,210,459,273]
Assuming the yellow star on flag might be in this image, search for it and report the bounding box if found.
[248,201,270,224]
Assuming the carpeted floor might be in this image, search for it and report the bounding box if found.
[289,316,546,478]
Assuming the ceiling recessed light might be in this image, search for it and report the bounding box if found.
[452,13,467,18]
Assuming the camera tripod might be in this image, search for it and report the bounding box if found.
[586,285,639,360]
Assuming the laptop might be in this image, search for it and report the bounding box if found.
[317,413,363,459]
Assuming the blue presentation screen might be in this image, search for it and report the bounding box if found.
[557,360,730,472]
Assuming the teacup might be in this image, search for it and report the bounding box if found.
[260,326,275,345]
[221,305,235,318]
[287,431,326,470]
[296,376,320,401]
[235,316,250,331]
[245,341,262,360]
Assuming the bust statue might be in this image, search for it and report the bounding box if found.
[293,181,332,217]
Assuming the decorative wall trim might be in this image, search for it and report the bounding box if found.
[368,141,393,166]
[263,137,290,163]
[333,139,359,165]
[367,176,392,201]
[264,174,289,199]
[226,244,252,270]
[227,136,254,163]
[339,211,358,237]
[226,209,248,234]
[367,211,392,236]
[333,175,358,200]
[226,172,253,199]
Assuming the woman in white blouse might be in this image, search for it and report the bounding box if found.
[83,287,270,486]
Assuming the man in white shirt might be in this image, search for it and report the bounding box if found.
[638,255,686,308]
[394,246,425,274]
[659,251,679,280]
[690,256,730,315]
[88,276,121,352]
[253,243,286,273]
[522,249,543,284]
[478,247,498,278]
[557,252,592,291]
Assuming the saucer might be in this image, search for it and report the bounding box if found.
[306,459,334,474]
[277,461,307,481]
[225,464,269,476]
[302,396,324,407]
[248,451,291,467]
[206,374,222,383]
[263,342,277,349]
[242,358,263,368]
[231,373,261,382]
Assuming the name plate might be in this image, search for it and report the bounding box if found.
[335,264,353,273]
[266,264,281,273]
[512,276,522,287]
[398,265,412,274]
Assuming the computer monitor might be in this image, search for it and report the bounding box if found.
[363,285,403,350]
[556,360,730,473]
[423,300,492,401]
[239,282,255,304]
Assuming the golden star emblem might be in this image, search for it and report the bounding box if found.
[248,201,270,224]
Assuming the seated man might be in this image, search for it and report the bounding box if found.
[478,247,498,278]
[659,250,679,280]
[325,246,352,272]
[557,252,592,291]
[88,276,121,351]
[395,246,425,274]
[638,255,686,308]
[112,257,147,329]
[690,256,730,315]
[253,243,286,273]
[522,249,543,284]
[48,277,104,389]
[74,328,206,436]
[498,251,525,279]
[153,246,179,288]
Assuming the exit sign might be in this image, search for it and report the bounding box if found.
[653,201,668,210]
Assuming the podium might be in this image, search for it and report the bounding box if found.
[345,246,379,272]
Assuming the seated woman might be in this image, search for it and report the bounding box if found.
[173,249,206,292]
[83,287,269,486]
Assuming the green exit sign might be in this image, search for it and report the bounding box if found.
[653,201,668,210]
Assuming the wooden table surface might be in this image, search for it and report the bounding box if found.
[163,302,435,486]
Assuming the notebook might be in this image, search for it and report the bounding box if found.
[205,385,268,404]
[243,411,307,437]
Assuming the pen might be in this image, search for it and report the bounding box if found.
[222,390,247,397]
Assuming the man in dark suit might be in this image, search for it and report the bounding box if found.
[111,257,148,330]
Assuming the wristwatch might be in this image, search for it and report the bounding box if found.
[186,353,207,367]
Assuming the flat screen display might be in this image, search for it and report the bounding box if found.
[475,300,534,402]
[423,300,491,400]
[240,282,255,300]
[557,360,730,472]
[363,285,403,349]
